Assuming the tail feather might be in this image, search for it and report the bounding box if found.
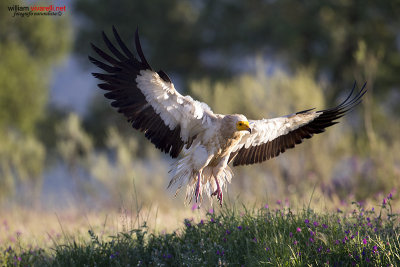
[169,157,233,205]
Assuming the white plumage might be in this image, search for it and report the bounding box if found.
[90,27,367,206]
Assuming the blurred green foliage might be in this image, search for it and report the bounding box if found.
[0,0,72,201]
[76,0,400,96]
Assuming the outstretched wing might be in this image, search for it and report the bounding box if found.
[229,83,367,166]
[89,26,216,158]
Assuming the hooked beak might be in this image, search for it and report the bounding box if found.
[247,127,252,134]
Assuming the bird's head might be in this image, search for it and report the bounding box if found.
[236,120,251,133]
[223,114,252,135]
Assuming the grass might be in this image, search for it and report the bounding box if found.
[1,194,399,266]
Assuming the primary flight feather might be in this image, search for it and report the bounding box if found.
[89,27,366,206]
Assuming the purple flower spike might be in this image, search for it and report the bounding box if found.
[296,227,302,232]
[388,193,393,199]
[383,198,387,205]
[363,238,367,245]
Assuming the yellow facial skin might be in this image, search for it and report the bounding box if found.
[236,121,252,133]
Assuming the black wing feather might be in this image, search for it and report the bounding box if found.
[89,27,188,158]
[230,82,367,166]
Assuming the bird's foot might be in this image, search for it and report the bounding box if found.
[211,178,223,207]
[195,172,201,203]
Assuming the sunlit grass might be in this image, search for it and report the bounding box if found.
[1,193,399,266]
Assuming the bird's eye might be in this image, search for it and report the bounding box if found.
[239,122,242,126]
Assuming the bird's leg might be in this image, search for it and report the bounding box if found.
[195,172,201,203]
[211,177,223,207]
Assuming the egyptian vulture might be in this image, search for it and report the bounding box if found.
[89,27,366,206]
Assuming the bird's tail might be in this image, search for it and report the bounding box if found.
[168,158,233,205]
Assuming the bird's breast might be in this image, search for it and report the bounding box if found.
[207,132,243,167]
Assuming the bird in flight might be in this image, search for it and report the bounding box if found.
[89,27,366,206]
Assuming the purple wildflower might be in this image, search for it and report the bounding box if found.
[304,219,310,224]
[382,198,387,205]
[310,231,315,236]
[289,232,293,238]
[237,226,242,230]
[313,221,319,227]
[210,218,215,223]
[294,240,298,245]
[216,250,223,255]
[264,204,269,209]
[209,208,214,214]
[296,227,301,232]
[363,238,367,245]
[110,252,119,259]
[334,240,340,245]
[309,237,314,243]
[191,203,198,211]
[322,224,328,229]
[265,247,270,251]
[388,193,393,199]
[276,200,281,205]
[252,237,257,243]
[226,230,231,235]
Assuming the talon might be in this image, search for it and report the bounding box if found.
[195,172,201,203]
[212,177,223,206]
